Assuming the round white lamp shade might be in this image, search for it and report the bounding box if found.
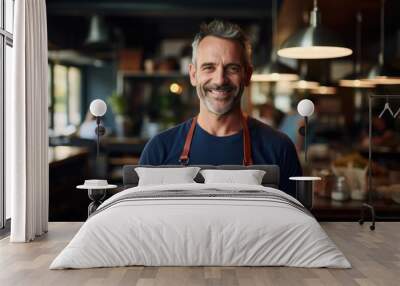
[297,99,315,117]
[90,99,107,117]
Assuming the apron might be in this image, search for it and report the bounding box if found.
[179,112,253,166]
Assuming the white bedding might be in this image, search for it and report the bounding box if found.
[50,183,351,269]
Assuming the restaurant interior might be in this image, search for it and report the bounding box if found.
[45,0,400,221]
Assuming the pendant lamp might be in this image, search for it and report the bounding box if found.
[311,85,336,95]
[291,61,320,90]
[258,0,298,82]
[85,15,109,46]
[292,80,320,90]
[339,12,375,89]
[255,60,299,82]
[362,0,400,85]
[278,0,352,59]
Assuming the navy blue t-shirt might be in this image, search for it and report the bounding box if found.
[139,117,302,197]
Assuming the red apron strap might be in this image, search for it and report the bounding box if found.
[179,113,253,166]
[179,117,197,165]
[241,112,253,166]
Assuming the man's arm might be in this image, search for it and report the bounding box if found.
[139,136,165,165]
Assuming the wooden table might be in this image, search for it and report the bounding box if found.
[101,137,147,182]
[312,196,400,221]
[49,146,90,221]
[49,146,89,166]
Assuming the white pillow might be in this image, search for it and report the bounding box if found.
[135,167,201,186]
[200,169,266,185]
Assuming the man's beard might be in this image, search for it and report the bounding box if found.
[197,82,244,115]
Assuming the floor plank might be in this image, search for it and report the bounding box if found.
[0,222,399,286]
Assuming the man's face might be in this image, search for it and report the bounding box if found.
[189,36,252,115]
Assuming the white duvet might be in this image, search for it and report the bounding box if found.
[50,183,351,269]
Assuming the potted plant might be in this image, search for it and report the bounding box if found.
[107,91,131,137]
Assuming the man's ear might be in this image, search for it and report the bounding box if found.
[189,63,197,86]
[244,65,253,86]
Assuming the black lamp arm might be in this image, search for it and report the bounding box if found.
[94,116,106,160]
[297,116,309,164]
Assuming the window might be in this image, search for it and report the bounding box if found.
[68,67,82,126]
[48,64,82,135]
[48,64,53,128]
[1,0,14,229]
[53,64,68,134]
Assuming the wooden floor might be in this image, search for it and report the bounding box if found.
[0,222,399,286]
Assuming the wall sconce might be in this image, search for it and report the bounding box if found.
[297,99,315,164]
[89,99,107,159]
[292,99,320,210]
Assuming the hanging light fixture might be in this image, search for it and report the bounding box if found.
[278,0,352,59]
[311,85,336,95]
[362,0,400,85]
[255,0,298,82]
[254,61,299,82]
[292,80,320,90]
[340,79,375,88]
[340,12,375,89]
[85,15,110,46]
[291,61,320,90]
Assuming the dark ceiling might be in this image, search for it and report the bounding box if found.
[46,0,275,17]
[46,0,400,68]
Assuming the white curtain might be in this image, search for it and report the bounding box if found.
[9,0,49,242]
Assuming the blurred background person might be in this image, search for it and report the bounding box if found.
[258,102,284,128]
[279,99,302,146]
[78,111,97,140]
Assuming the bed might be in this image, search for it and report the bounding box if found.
[50,165,351,269]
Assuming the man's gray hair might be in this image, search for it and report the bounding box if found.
[191,20,252,70]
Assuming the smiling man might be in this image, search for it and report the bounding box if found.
[139,20,302,197]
